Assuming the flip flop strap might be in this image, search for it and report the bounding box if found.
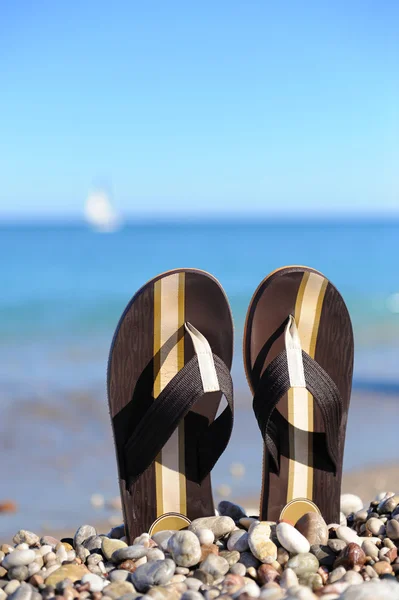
[253,350,342,475]
[124,346,233,486]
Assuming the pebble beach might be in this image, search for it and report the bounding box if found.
[2,494,399,600]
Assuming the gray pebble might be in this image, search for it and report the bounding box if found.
[109,569,130,582]
[189,517,235,540]
[238,551,260,569]
[200,554,229,578]
[329,565,346,583]
[227,530,249,553]
[181,592,203,600]
[229,563,246,577]
[147,549,165,562]
[73,525,97,548]
[109,525,125,539]
[152,531,175,552]
[310,544,336,568]
[185,577,203,591]
[83,536,103,552]
[13,532,40,548]
[219,551,240,566]
[168,531,201,568]
[217,501,246,522]
[131,559,176,592]
[7,566,29,582]
[328,539,347,553]
[112,545,148,563]
[4,581,21,595]
[7,583,32,600]
[3,551,36,570]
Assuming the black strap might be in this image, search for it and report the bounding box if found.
[253,349,342,475]
[124,353,233,486]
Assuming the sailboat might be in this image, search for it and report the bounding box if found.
[84,189,123,232]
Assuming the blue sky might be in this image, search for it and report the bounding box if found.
[0,0,398,218]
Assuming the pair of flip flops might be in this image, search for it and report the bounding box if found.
[107,266,353,543]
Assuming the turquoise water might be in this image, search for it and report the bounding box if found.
[0,220,398,536]
[1,220,398,393]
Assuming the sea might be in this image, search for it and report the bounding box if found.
[0,219,398,536]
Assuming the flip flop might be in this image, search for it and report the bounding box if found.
[244,266,353,525]
[107,268,234,542]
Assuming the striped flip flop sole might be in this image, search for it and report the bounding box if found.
[108,268,233,541]
[244,266,353,524]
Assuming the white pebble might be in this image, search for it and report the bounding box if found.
[81,573,105,592]
[336,526,360,544]
[340,494,363,516]
[276,523,310,554]
[2,549,36,569]
[195,528,215,546]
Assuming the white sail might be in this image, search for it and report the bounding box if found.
[84,190,122,232]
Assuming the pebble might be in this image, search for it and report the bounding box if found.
[152,532,175,552]
[2,551,36,570]
[366,517,385,536]
[111,544,148,563]
[340,579,399,599]
[13,532,40,548]
[45,564,89,586]
[336,526,360,544]
[276,523,310,554]
[189,517,235,539]
[195,530,215,546]
[104,581,135,599]
[167,532,202,568]
[101,538,127,561]
[340,494,363,516]
[217,501,246,522]
[147,549,166,562]
[200,555,229,577]
[73,525,97,549]
[328,566,346,583]
[335,542,366,569]
[7,582,32,600]
[7,566,29,582]
[295,513,328,546]
[309,545,335,568]
[81,573,105,592]
[219,550,240,566]
[227,530,249,552]
[248,522,277,564]
[230,563,246,577]
[286,553,319,576]
[362,539,379,560]
[131,559,176,592]
[386,519,399,540]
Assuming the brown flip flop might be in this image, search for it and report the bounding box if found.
[244,266,353,525]
[107,268,234,542]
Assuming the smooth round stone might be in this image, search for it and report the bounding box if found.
[366,518,385,536]
[112,544,148,563]
[386,519,399,540]
[339,580,399,599]
[329,565,346,583]
[81,573,105,592]
[189,517,235,539]
[310,544,335,568]
[217,501,246,522]
[279,567,298,589]
[181,592,203,600]
[73,525,97,549]
[102,538,127,561]
[3,551,36,570]
[152,531,175,552]
[239,551,261,569]
[248,522,276,564]
[195,529,215,546]
[109,569,129,582]
[340,494,363,516]
[337,543,366,569]
[336,526,360,544]
[7,566,29,582]
[230,562,246,577]
[200,554,229,577]
[185,577,202,591]
[276,522,310,554]
[343,570,363,585]
[242,581,261,597]
[4,581,20,595]
[259,588,284,600]
[219,550,240,566]
[7,582,32,600]
[13,532,40,548]
[378,495,399,514]
[83,535,103,551]
[239,518,259,530]
[295,513,328,546]
[373,561,393,575]
[45,564,89,586]
[227,530,249,552]
[147,548,165,562]
[328,539,347,553]
[104,581,135,599]
[362,540,379,560]
[286,553,319,576]
[168,531,201,568]
[132,559,176,592]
